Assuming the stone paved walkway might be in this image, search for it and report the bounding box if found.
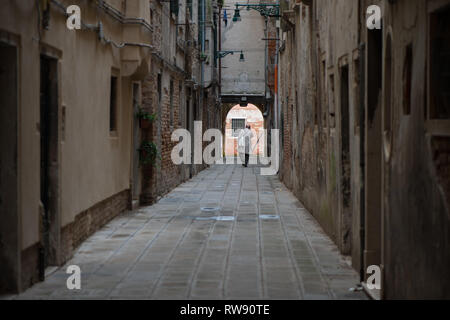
[14,164,367,300]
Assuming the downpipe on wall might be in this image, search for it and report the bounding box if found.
[200,0,205,124]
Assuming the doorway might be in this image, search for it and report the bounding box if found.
[224,104,265,158]
[0,42,19,294]
[186,89,193,179]
[132,83,141,204]
[340,65,352,255]
[40,55,60,273]
[364,28,383,285]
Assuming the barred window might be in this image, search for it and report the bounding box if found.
[232,118,245,137]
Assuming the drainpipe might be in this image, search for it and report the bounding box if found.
[357,0,366,284]
[200,0,206,123]
[274,44,278,130]
[276,0,281,164]
[218,5,222,98]
[264,16,268,116]
[359,43,366,283]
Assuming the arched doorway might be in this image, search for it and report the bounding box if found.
[224,104,265,157]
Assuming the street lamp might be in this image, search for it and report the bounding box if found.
[216,50,245,62]
[232,3,280,20]
[239,51,245,62]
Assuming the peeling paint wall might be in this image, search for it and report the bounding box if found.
[279,0,450,298]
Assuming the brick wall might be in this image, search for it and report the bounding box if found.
[60,189,130,263]
[139,0,220,204]
[140,59,186,204]
[159,73,183,193]
[19,189,130,293]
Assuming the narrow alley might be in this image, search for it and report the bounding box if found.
[13,164,365,300]
[1,0,450,302]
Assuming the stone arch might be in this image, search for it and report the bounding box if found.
[223,104,265,157]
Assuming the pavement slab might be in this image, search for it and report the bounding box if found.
[12,164,367,300]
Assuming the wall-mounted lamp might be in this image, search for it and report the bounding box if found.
[216,50,245,62]
[239,51,245,62]
[232,3,280,21]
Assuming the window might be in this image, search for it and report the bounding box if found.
[384,35,393,134]
[383,34,393,162]
[429,6,450,119]
[329,74,336,128]
[281,107,284,146]
[198,0,203,44]
[296,91,302,126]
[170,79,174,127]
[110,76,118,132]
[232,118,245,137]
[403,44,413,115]
[353,58,360,132]
[321,60,327,127]
[179,81,183,126]
[187,0,193,20]
[170,0,179,16]
[157,73,162,103]
[213,25,218,67]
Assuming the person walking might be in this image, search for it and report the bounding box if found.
[238,124,254,167]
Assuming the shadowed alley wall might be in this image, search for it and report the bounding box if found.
[279,0,450,299]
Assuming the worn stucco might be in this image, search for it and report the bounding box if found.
[0,0,153,291]
[279,0,450,298]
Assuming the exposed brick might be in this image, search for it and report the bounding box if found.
[60,189,130,263]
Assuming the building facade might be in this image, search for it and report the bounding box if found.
[0,0,220,294]
[139,0,221,204]
[219,0,278,159]
[278,0,450,299]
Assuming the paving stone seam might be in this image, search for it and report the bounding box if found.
[106,214,182,298]
[187,165,231,299]
[148,227,197,295]
[271,178,305,300]
[287,191,337,299]
[13,165,366,300]
[222,166,244,299]
[256,175,267,299]
[148,176,210,299]
[47,212,155,295]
